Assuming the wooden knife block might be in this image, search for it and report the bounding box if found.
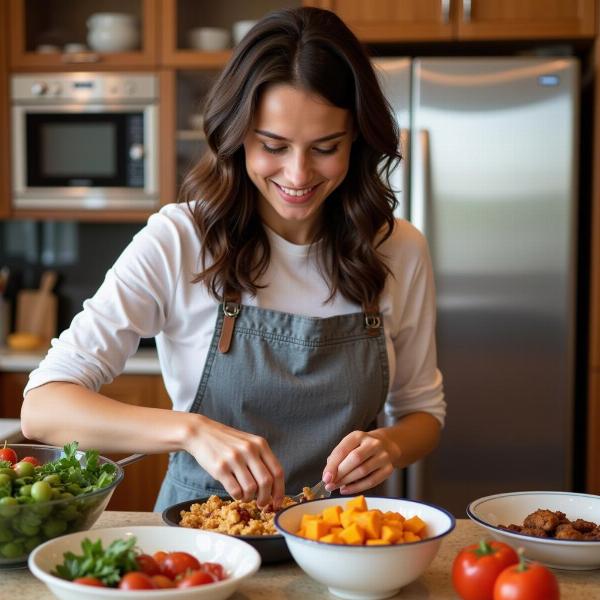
[15,289,58,346]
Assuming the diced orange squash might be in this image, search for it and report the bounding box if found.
[381,524,403,543]
[340,508,359,529]
[366,539,391,545]
[404,515,426,535]
[382,518,404,529]
[354,510,382,540]
[301,514,321,528]
[384,511,405,523]
[296,527,306,538]
[403,531,421,543]
[339,522,365,545]
[331,526,344,535]
[319,532,343,544]
[305,519,331,541]
[322,505,343,526]
[345,495,367,512]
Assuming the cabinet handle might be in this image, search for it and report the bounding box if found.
[463,0,472,22]
[441,0,450,23]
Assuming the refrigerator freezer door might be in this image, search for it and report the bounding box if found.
[372,58,411,219]
[411,58,578,515]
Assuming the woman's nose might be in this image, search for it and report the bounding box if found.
[284,151,313,187]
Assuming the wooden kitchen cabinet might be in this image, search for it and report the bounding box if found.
[8,0,159,70]
[0,371,171,512]
[159,0,302,68]
[304,0,454,41]
[308,0,596,42]
[456,0,596,40]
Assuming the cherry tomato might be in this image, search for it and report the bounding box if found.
[493,556,560,600]
[118,572,157,590]
[21,456,40,467]
[153,550,168,567]
[177,570,215,588]
[202,562,226,581]
[135,553,161,576]
[73,577,105,587]
[0,443,18,466]
[151,574,176,589]
[161,551,201,579]
[452,539,519,600]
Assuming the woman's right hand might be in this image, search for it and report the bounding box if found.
[184,414,285,509]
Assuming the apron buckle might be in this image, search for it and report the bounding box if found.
[365,314,381,330]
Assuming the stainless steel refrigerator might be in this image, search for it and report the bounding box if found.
[374,57,579,516]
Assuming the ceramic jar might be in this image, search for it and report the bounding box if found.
[87,13,140,53]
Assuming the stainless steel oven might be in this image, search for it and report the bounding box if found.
[11,72,159,210]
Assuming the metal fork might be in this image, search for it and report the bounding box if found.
[292,480,331,502]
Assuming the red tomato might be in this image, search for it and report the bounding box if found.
[151,574,176,589]
[452,540,519,600]
[494,559,560,600]
[161,551,201,579]
[0,443,18,465]
[73,577,105,587]
[202,562,226,581]
[135,553,161,576]
[153,550,168,567]
[118,572,157,590]
[177,570,215,588]
[20,456,40,467]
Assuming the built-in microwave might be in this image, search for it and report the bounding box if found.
[11,73,159,210]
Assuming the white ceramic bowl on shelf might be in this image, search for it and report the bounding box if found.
[275,496,455,600]
[87,13,140,52]
[187,27,230,51]
[28,525,261,600]
[467,491,600,570]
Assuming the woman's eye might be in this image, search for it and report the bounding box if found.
[314,145,339,155]
[262,144,286,154]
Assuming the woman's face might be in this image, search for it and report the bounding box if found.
[243,84,354,244]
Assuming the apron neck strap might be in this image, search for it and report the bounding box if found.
[362,298,382,336]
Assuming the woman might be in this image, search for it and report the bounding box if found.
[21,7,445,511]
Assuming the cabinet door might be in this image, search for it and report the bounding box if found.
[588,372,600,494]
[0,372,30,420]
[100,374,171,512]
[8,0,158,69]
[305,0,453,41]
[456,0,596,40]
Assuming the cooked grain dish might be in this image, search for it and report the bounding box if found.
[179,494,300,536]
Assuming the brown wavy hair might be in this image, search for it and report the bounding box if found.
[180,7,401,305]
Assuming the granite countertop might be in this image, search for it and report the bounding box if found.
[5,512,600,599]
[0,347,160,374]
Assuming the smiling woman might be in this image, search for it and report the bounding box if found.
[21,7,445,514]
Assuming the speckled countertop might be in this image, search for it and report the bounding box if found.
[4,512,600,599]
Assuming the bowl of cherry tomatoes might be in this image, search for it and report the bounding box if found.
[28,525,261,599]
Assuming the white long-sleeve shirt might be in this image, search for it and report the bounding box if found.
[25,202,446,425]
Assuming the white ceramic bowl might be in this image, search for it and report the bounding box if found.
[467,491,600,570]
[232,20,258,45]
[275,496,455,600]
[187,27,230,51]
[28,525,261,600]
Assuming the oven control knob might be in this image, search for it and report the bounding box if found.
[129,144,145,161]
[48,83,62,96]
[31,82,48,96]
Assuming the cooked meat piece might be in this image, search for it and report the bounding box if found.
[523,509,560,533]
[499,524,522,532]
[571,519,597,533]
[555,524,584,540]
[584,530,600,541]
[519,527,548,538]
[556,511,568,524]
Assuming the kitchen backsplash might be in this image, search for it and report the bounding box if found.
[0,220,156,346]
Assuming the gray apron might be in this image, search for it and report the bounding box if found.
[155,295,389,510]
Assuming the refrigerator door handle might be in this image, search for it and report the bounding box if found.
[463,0,472,22]
[441,0,451,23]
[411,128,431,236]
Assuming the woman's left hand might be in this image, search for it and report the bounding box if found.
[322,430,400,495]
